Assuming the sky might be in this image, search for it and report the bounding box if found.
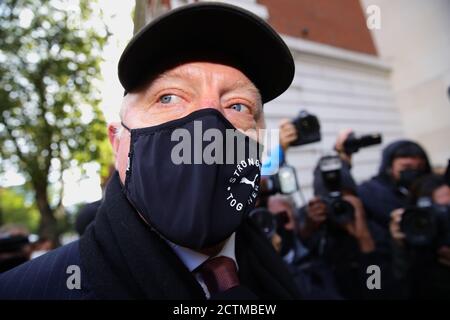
[1,0,135,207]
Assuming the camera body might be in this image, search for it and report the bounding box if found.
[343,133,382,154]
[248,207,289,239]
[401,197,450,247]
[290,110,321,146]
[263,164,299,196]
[256,164,298,238]
[319,154,354,225]
[321,194,355,226]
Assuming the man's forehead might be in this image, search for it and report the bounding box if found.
[394,156,425,163]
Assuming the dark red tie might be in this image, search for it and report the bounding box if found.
[197,256,240,295]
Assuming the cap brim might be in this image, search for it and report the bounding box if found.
[118,2,294,103]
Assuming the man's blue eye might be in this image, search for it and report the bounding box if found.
[230,103,248,112]
[159,94,175,104]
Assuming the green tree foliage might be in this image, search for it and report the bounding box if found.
[0,187,40,233]
[0,0,111,244]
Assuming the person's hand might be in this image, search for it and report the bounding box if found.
[271,232,282,253]
[306,197,328,228]
[389,208,406,247]
[298,197,327,240]
[279,119,298,152]
[437,246,450,267]
[341,194,375,253]
[335,128,353,164]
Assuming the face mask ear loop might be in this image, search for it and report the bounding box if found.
[121,121,134,193]
[121,122,131,132]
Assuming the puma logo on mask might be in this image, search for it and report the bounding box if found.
[240,174,259,189]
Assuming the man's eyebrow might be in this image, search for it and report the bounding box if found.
[226,80,263,120]
[227,80,261,98]
[225,80,263,115]
[149,68,263,106]
[155,70,260,95]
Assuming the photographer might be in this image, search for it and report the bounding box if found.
[354,139,432,249]
[267,194,308,264]
[389,174,450,298]
[250,190,343,299]
[299,195,376,256]
[297,154,383,299]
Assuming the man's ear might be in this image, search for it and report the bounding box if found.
[108,122,121,155]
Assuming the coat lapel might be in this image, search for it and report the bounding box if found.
[81,172,206,299]
[236,222,301,299]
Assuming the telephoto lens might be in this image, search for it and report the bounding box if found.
[343,133,382,154]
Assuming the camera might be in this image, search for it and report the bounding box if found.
[262,164,300,196]
[248,207,289,239]
[318,154,354,225]
[401,197,450,247]
[343,133,382,154]
[290,110,321,146]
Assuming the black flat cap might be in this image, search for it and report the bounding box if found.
[118,2,295,103]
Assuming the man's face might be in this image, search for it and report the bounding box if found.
[108,62,265,183]
[391,156,426,181]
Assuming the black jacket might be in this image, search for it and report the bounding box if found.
[358,140,431,248]
[0,172,300,300]
[310,154,403,298]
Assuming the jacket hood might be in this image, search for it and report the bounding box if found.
[377,140,431,180]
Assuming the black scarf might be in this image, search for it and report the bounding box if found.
[80,172,300,299]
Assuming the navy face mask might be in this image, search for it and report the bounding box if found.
[398,168,426,190]
[121,108,262,250]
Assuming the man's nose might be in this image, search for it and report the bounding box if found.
[194,95,225,115]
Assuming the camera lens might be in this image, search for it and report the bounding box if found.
[248,208,276,238]
[328,198,354,225]
[401,207,437,246]
[333,200,346,215]
[413,216,430,231]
